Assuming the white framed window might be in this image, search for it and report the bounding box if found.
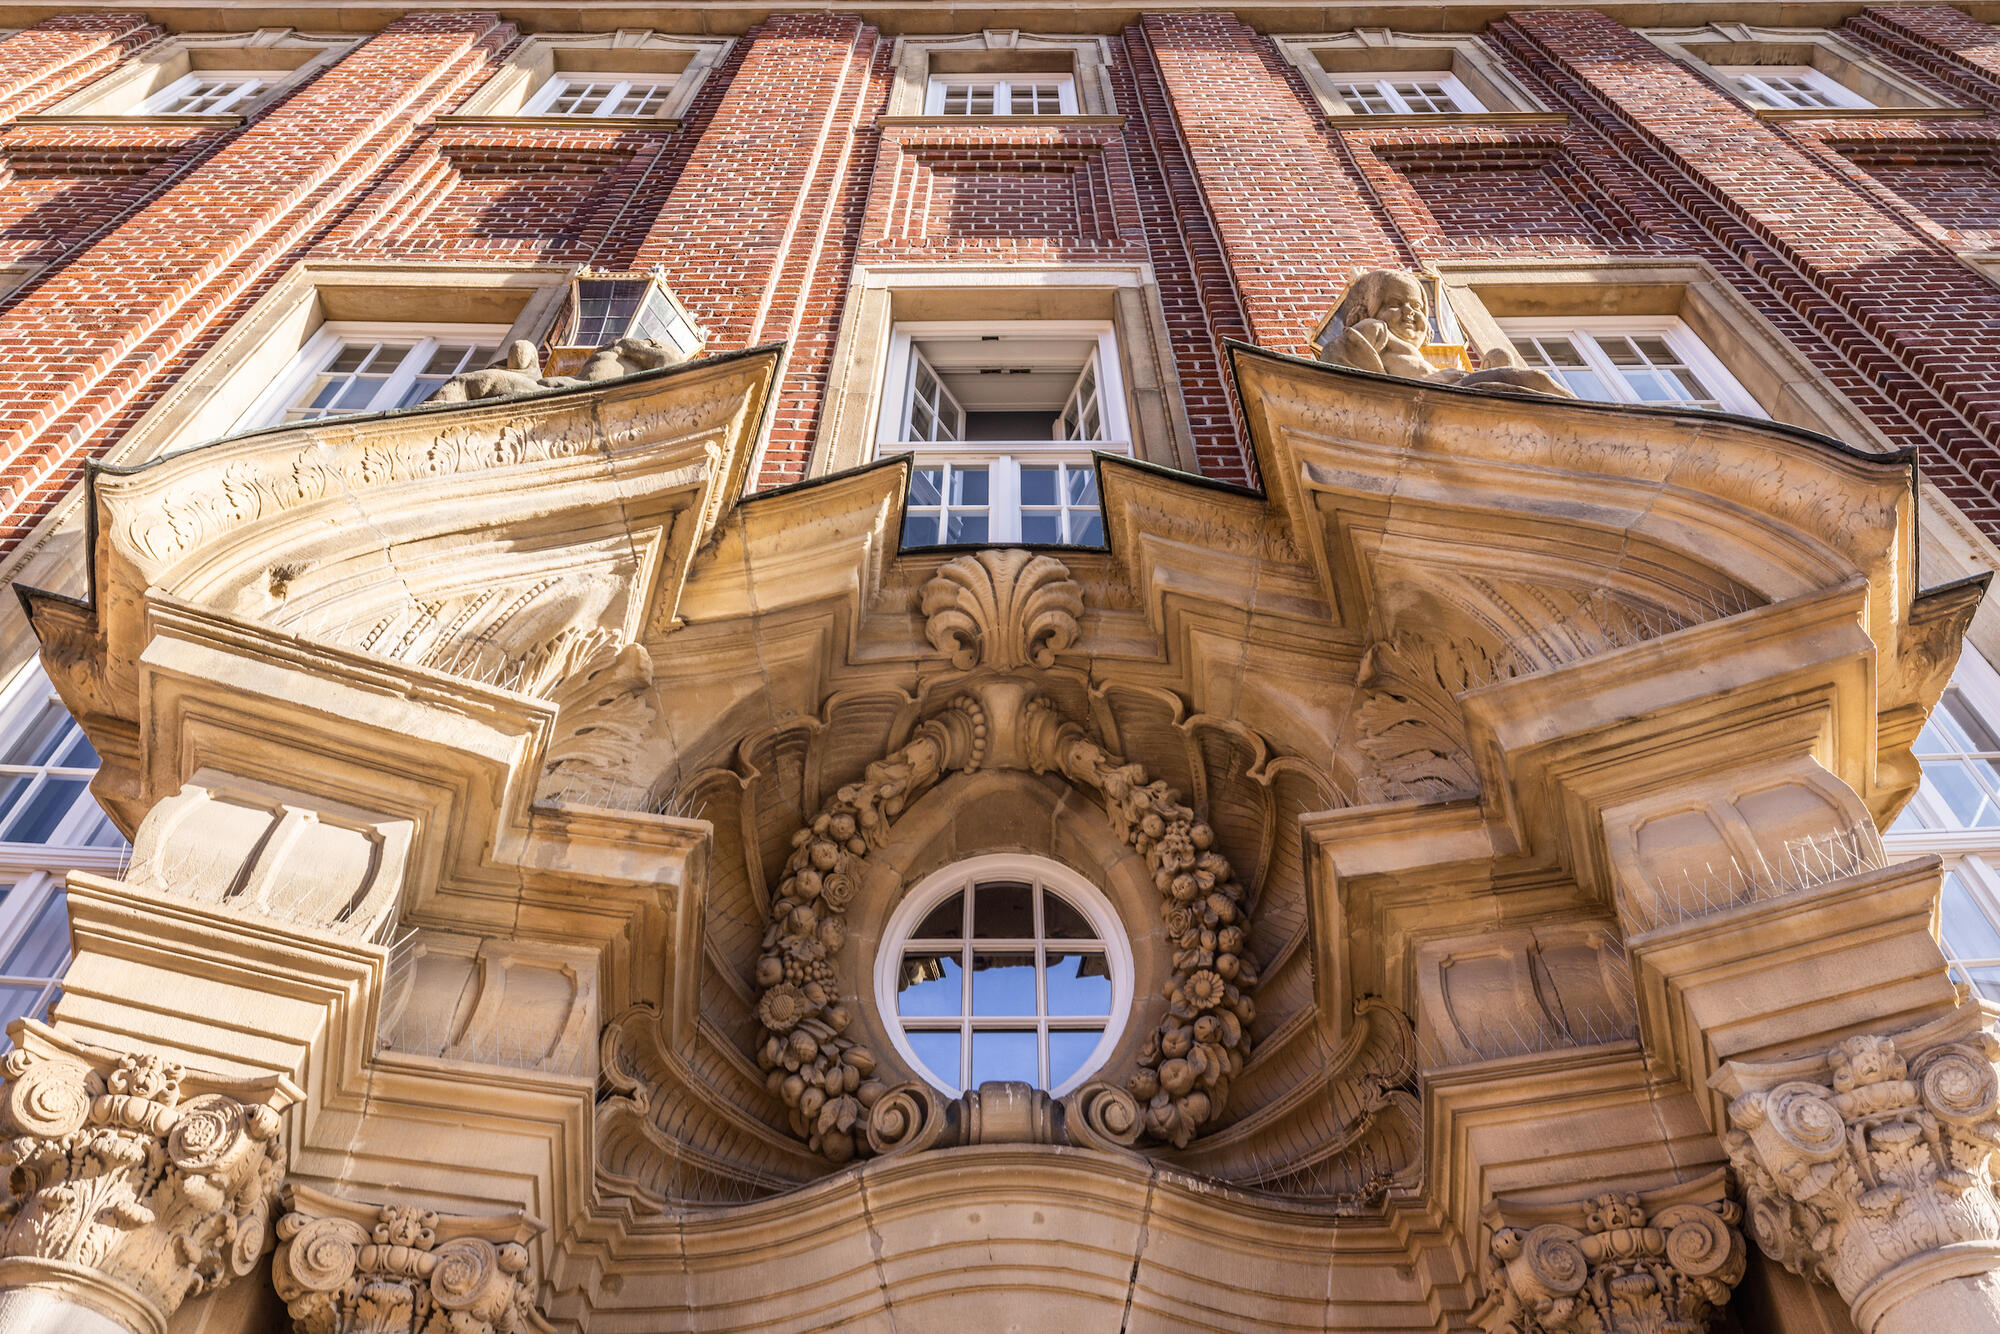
[0,662,128,1048]
[875,853,1132,1097]
[1887,651,2000,1003]
[1328,73,1483,115]
[1712,65,1872,111]
[877,322,1127,547]
[924,76,1077,116]
[236,323,508,431]
[134,71,268,116]
[1496,317,1764,416]
[521,75,677,118]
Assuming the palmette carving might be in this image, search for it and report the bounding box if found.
[921,549,1082,670]
[1721,1028,2000,1310]
[1473,1185,1745,1334]
[0,1046,291,1326]
[272,1185,548,1334]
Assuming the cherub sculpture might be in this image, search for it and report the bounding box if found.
[1317,269,1572,398]
[426,336,692,405]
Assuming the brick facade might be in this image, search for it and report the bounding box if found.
[5,5,2000,548]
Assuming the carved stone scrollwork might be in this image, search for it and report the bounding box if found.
[0,1036,297,1333]
[1717,1022,2000,1329]
[272,1183,549,1334]
[863,1080,1144,1158]
[921,549,1082,670]
[1472,1173,1745,1334]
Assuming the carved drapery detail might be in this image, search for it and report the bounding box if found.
[748,686,1260,1160]
[1473,1176,1745,1334]
[864,1080,1142,1157]
[0,1041,294,1330]
[921,550,1082,670]
[1720,1025,2000,1316]
[272,1184,548,1334]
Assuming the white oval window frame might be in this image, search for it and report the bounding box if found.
[872,852,1135,1098]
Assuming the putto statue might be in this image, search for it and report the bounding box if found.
[1317,269,1572,398]
[429,336,691,405]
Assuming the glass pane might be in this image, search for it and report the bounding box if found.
[970,952,1037,1015]
[0,983,49,1036]
[1044,951,1112,1016]
[909,467,943,506]
[1969,965,2000,1001]
[970,1029,1037,1086]
[575,280,649,346]
[0,777,86,844]
[0,700,72,766]
[1943,871,2000,959]
[901,514,940,547]
[1066,468,1098,505]
[1071,513,1104,547]
[3,893,69,978]
[944,513,989,544]
[1942,691,2000,752]
[52,726,98,769]
[1042,891,1097,941]
[1923,760,2000,827]
[1021,513,1061,544]
[948,467,988,505]
[1048,1031,1104,1089]
[972,881,1034,938]
[1020,467,1058,506]
[907,1031,961,1092]
[896,952,962,1017]
[913,891,964,940]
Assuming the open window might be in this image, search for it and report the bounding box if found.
[1496,317,1762,415]
[1711,65,1872,110]
[1326,73,1482,115]
[236,322,510,430]
[879,321,1130,547]
[924,75,1077,115]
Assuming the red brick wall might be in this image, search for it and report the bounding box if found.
[13,5,2000,557]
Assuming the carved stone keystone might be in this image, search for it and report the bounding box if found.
[1714,1013,2000,1333]
[0,1028,298,1334]
[272,1183,548,1334]
[1471,1171,1745,1334]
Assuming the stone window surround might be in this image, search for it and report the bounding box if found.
[447,31,733,125]
[33,28,354,122]
[1273,31,1550,120]
[810,262,1199,478]
[1434,257,1899,452]
[886,30,1116,118]
[1641,24,1957,116]
[873,851,1135,1098]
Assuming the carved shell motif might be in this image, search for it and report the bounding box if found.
[921,550,1082,670]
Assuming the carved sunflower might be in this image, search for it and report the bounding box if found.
[758,983,811,1033]
[1186,969,1226,1012]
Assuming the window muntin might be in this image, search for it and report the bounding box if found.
[877,855,1131,1097]
[522,75,676,118]
[924,76,1078,116]
[1712,64,1872,111]
[1497,318,1763,416]
[135,71,268,116]
[239,324,509,431]
[1329,73,1483,115]
[568,278,700,355]
[879,322,1127,548]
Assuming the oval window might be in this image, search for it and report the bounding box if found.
[875,854,1132,1097]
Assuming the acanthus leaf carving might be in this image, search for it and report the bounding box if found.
[0,1038,295,1329]
[272,1184,550,1334]
[921,549,1082,671]
[1472,1175,1745,1334]
[1719,1023,2000,1319]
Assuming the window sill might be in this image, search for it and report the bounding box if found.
[1752,104,1982,121]
[13,113,245,128]
[877,114,1126,128]
[431,114,683,131]
[1323,110,1568,129]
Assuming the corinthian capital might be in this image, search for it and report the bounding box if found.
[1717,1016,2000,1329]
[273,1184,548,1334]
[1471,1172,1745,1334]
[0,1030,297,1334]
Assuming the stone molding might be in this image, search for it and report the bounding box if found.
[863,1079,1142,1157]
[272,1184,548,1334]
[0,1029,298,1334]
[1715,1013,2000,1329]
[1472,1172,1745,1334]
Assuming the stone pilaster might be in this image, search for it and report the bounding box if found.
[1472,1173,1746,1334]
[271,1184,546,1334]
[0,1032,296,1334]
[1715,1014,2000,1333]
